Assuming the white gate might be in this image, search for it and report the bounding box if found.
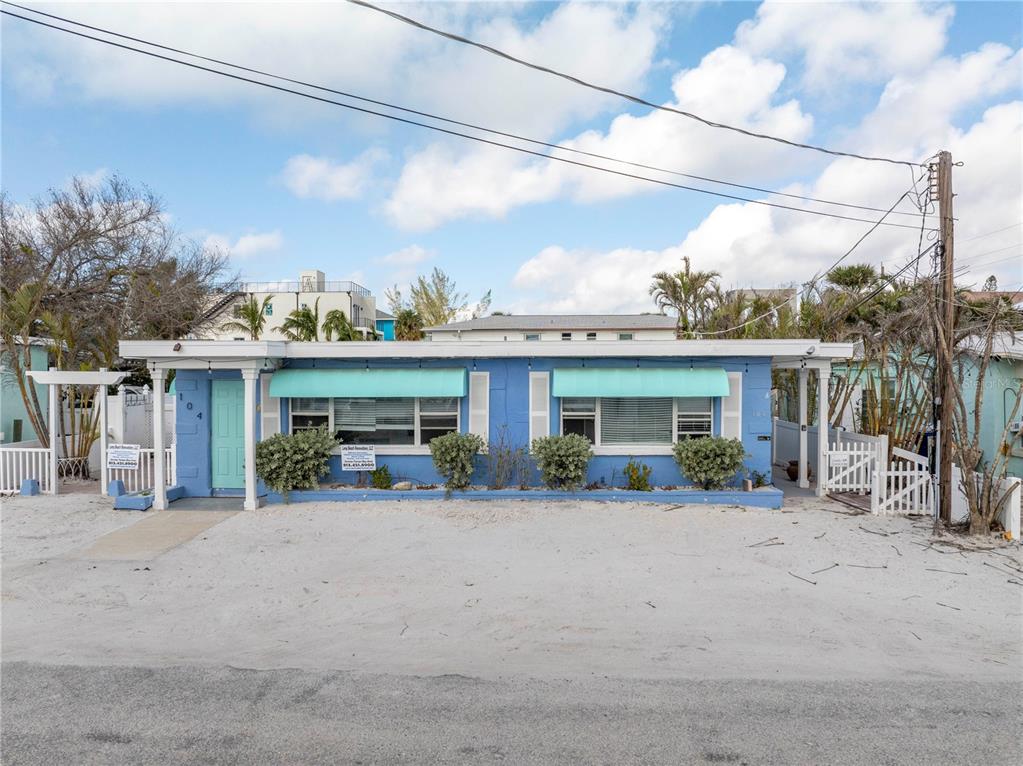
[871,447,934,516]
[108,448,176,493]
[825,441,877,494]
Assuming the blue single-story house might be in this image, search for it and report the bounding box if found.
[118,339,854,509]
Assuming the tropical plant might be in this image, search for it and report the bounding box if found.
[649,256,721,337]
[387,268,491,327]
[623,458,653,491]
[673,437,746,490]
[393,308,425,341]
[530,434,593,490]
[220,295,273,340]
[254,427,337,502]
[429,431,485,492]
[370,464,393,490]
[484,426,530,489]
[321,308,361,341]
[278,297,320,341]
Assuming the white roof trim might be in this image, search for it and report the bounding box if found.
[27,370,128,385]
[120,338,855,363]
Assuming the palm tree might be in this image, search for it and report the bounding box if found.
[394,308,424,340]
[278,298,320,341]
[649,256,721,337]
[219,295,273,340]
[321,309,361,341]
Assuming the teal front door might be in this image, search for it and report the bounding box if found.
[211,380,245,489]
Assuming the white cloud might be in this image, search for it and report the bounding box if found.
[204,230,283,259]
[375,244,434,282]
[385,44,814,230]
[735,1,954,90]
[280,148,386,201]
[4,2,666,138]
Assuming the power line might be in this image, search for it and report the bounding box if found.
[1,7,934,231]
[346,0,923,169]
[955,252,1021,274]
[955,242,1021,264]
[0,2,930,222]
[958,222,1022,243]
[698,186,924,336]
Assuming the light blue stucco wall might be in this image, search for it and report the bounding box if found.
[0,344,48,444]
[174,355,774,496]
[961,356,1023,478]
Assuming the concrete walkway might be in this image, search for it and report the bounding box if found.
[76,511,236,561]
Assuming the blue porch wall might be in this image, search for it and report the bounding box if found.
[281,356,773,489]
[173,357,774,494]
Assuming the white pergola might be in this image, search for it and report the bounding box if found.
[26,367,129,496]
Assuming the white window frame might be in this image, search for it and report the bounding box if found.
[561,332,572,341]
[559,396,715,455]
[289,396,460,454]
[585,332,597,341]
[618,332,634,341]
[523,333,540,341]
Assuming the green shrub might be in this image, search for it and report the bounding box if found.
[255,427,337,502]
[750,469,769,488]
[370,465,392,490]
[429,431,485,491]
[673,437,747,490]
[624,458,653,491]
[531,434,593,490]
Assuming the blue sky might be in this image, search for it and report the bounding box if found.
[3,2,1021,313]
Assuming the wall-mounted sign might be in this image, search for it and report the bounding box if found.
[340,445,376,471]
[108,443,141,470]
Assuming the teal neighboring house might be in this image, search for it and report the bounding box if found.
[962,334,1023,478]
[0,338,49,444]
[376,310,395,341]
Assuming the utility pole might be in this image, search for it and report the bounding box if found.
[935,151,955,523]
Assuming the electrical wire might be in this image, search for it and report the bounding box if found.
[346,0,923,169]
[958,222,1022,243]
[697,185,924,336]
[955,242,1022,264]
[0,3,931,226]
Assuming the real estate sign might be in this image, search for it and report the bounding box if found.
[108,443,141,470]
[340,445,376,471]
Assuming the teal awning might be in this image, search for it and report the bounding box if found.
[552,367,729,398]
[269,368,467,398]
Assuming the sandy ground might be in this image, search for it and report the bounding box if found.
[2,493,1021,681]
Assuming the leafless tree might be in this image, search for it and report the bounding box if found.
[0,175,234,454]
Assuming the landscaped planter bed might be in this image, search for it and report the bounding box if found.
[264,486,783,508]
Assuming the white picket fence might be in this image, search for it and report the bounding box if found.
[871,447,934,516]
[0,447,52,494]
[109,448,176,493]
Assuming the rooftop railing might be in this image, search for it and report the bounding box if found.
[233,280,371,296]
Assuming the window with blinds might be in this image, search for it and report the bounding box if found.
[676,396,713,440]
[289,396,459,446]
[600,397,673,445]
[334,397,415,445]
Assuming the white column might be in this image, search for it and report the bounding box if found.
[242,368,259,511]
[48,368,59,496]
[797,366,809,488]
[99,368,109,496]
[151,367,167,510]
[816,364,830,497]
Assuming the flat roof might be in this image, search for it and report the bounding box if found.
[119,339,856,368]
[424,314,678,332]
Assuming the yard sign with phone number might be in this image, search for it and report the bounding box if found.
[340,445,376,471]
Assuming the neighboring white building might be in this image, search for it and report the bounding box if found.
[424,314,678,342]
[203,270,378,341]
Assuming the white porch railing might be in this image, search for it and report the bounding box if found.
[108,448,176,494]
[0,447,53,494]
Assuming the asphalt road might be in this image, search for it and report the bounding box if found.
[2,662,1019,765]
